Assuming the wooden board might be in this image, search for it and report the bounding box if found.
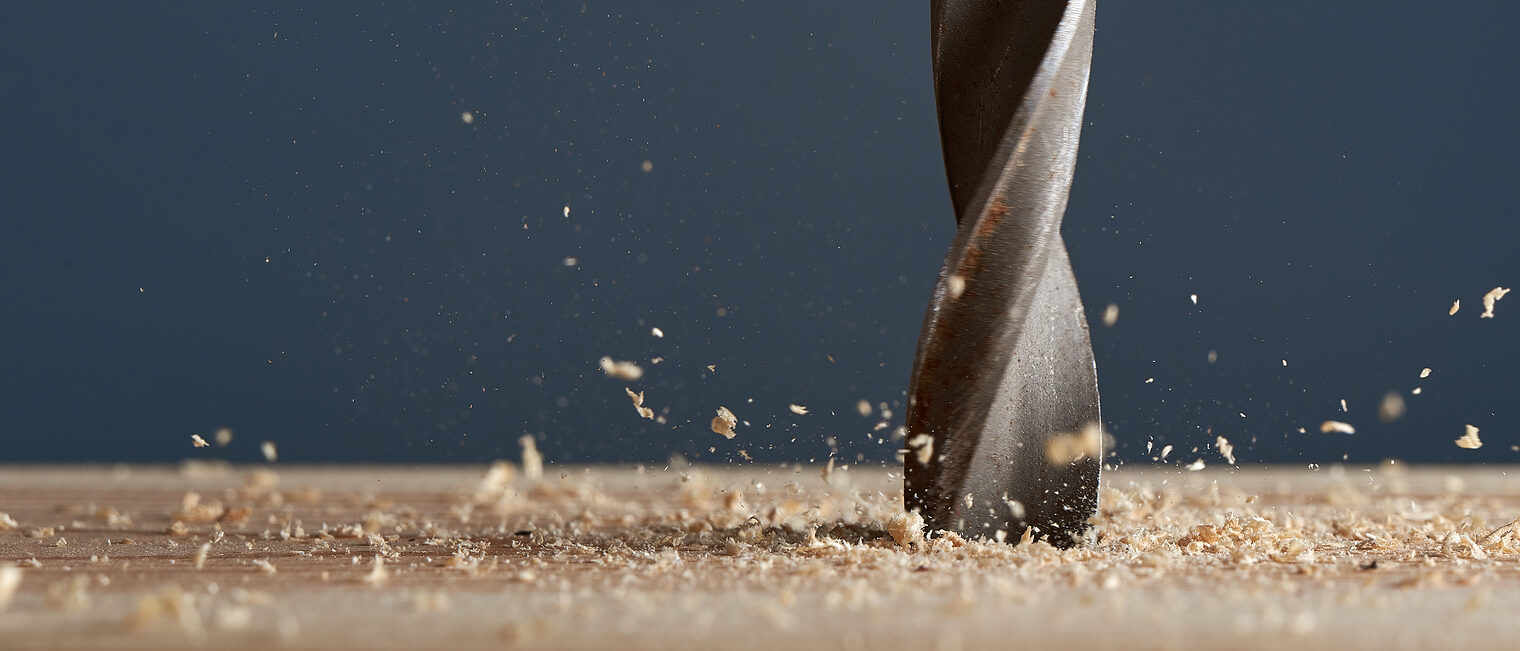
[2,462,1520,650]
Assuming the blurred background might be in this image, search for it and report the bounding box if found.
[1,2,1513,466]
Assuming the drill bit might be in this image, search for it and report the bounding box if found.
[904,0,1100,548]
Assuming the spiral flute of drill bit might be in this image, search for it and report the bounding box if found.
[905,0,1100,547]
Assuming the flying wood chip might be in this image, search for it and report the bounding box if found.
[1480,287,1510,319]
[625,388,654,420]
[710,407,738,439]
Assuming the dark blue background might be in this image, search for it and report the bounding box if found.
[2,2,1514,466]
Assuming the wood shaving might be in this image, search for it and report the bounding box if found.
[1450,300,1461,315]
[856,400,872,417]
[886,511,924,547]
[650,327,664,338]
[260,441,278,463]
[1045,424,1104,466]
[1456,424,1482,449]
[519,436,543,480]
[625,388,654,420]
[1420,367,1432,378]
[190,434,209,448]
[0,565,21,612]
[1320,420,1356,435]
[788,404,808,415]
[1005,499,1026,519]
[126,586,201,639]
[907,434,934,466]
[1378,391,1406,423]
[1480,287,1510,318]
[360,556,389,585]
[946,274,966,299]
[1160,444,1173,460]
[1101,303,1119,327]
[46,576,90,611]
[710,407,739,439]
[175,492,226,523]
[599,356,644,381]
[242,468,280,499]
[1216,436,1235,465]
[1186,459,1206,471]
[252,559,277,576]
[193,543,211,570]
[1484,517,1520,544]
[0,513,16,531]
[473,461,517,506]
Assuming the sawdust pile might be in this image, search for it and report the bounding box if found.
[5,465,1520,648]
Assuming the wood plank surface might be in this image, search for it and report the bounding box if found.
[3,463,1520,650]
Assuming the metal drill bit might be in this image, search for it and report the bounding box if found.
[904,0,1100,548]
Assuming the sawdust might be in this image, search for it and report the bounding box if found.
[360,556,389,586]
[1216,436,1236,465]
[1045,424,1106,465]
[711,407,739,439]
[1456,425,1483,450]
[519,436,543,480]
[625,387,654,420]
[907,434,934,465]
[1378,392,1406,423]
[856,400,873,417]
[0,565,20,611]
[1480,287,1510,318]
[886,510,925,547]
[1320,420,1356,435]
[1102,302,1119,327]
[946,274,966,299]
[599,356,644,381]
[7,465,1520,649]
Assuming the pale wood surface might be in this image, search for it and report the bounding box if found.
[2,463,1519,650]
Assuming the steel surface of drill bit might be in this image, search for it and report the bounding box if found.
[905,0,1100,548]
